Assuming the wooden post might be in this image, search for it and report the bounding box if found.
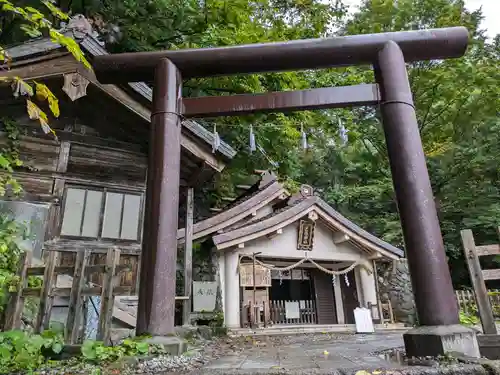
[4,251,32,330]
[35,250,59,333]
[372,260,383,323]
[97,248,120,344]
[183,187,194,326]
[461,229,497,334]
[252,253,257,328]
[66,249,91,343]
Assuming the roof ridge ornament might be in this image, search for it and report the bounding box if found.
[287,184,314,206]
[301,184,314,197]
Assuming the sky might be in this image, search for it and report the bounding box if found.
[342,0,499,39]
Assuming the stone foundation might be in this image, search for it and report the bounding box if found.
[404,324,480,358]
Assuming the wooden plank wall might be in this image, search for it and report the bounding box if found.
[0,106,148,290]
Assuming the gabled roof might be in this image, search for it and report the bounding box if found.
[212,193,404,259]
[3,25,236,161]
[177,172,289,244]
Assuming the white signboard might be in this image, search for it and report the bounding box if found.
[354,307,374,333]
[285,301,300,319]
[192,281,217,312]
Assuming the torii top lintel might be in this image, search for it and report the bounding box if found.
[93,27,469,83]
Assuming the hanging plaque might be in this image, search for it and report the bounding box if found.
[239,264,272,287]
[297,219,315,250]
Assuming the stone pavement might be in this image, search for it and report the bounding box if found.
[198,331,405,373]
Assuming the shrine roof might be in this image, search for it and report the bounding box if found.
[3,31,236,162]
[212,189,404,259]
[177,171,289,244]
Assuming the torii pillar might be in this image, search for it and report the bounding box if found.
[93,27,479,358]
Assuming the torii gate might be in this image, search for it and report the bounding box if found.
[93,27,479,357]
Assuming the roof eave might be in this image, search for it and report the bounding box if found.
[4,33,236,161]
[213,196,404,258]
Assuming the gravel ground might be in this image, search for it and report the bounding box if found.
[23,333,358,375]
[135,333,358,374]
[20,332,472,375]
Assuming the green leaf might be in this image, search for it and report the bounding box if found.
[136,342,149,354]
[51,342,63,354]
[81,341,97,360]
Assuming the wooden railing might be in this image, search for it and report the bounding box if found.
[269,300,317,325]
[455,289,500,317]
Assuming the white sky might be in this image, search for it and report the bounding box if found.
[342,0,499,39]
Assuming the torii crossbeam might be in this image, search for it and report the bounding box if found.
[93,27,478,357]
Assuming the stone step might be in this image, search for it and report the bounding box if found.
[229,323,407,337]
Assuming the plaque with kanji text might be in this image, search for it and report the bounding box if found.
[297,219,315,251]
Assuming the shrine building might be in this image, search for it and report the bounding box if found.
[179,171,404,329]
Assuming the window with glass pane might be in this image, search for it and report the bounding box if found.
[60,187,142,241]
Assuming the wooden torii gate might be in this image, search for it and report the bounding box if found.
[93,27,473,357]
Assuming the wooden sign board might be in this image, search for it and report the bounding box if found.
[243,288,269,308]
[297,219,315,251]
[240,264,272,287]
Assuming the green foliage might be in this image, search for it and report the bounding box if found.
[0,214,29,312]
[0,0,90,68]
[1,1,90,201]
[0,118,23,197]
[459,310,479,326]
[0,329,63,374]
[81,337,164,363]
[0,330,163,374]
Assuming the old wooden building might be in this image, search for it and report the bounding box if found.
[0,25,235,329]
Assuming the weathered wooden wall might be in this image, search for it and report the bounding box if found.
[0,100,148,288]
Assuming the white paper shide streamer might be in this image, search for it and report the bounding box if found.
[338,118,349,146]
[212,123,221,153]
[301,124,308,150]
[249,124,257,153]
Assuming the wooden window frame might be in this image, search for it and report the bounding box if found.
[59,184,145,243]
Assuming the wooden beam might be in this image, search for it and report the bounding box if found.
[183,188,194,326]
[482,269,500,281]
[182,84,380,117]
[236,185,252,190]
[476,244,500,257]
[461,229,497,334]
[333,232,350,244]
[0,54,79,81]
[368,252,383,260]
[79,68,227,171]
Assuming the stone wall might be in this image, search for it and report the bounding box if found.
[378,258,417,325]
